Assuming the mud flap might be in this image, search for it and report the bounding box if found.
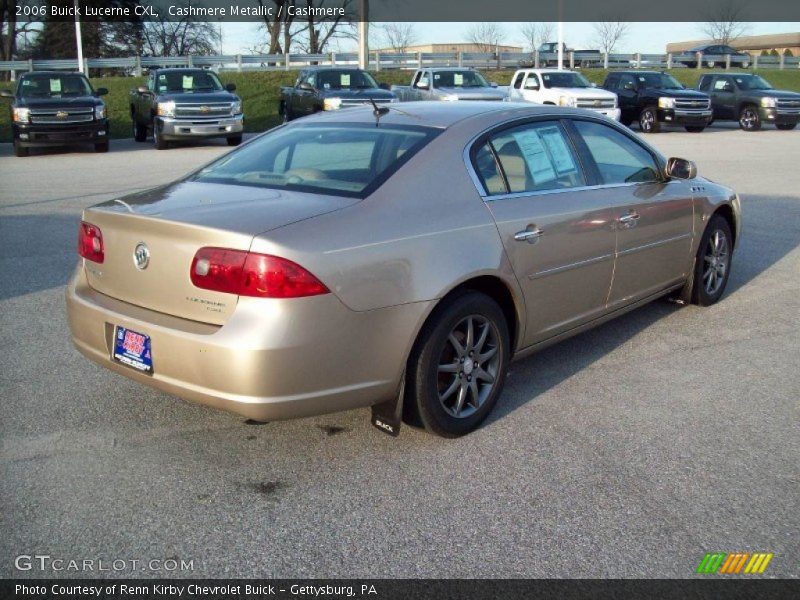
[370,375,404,437]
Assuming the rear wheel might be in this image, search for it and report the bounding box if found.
[227,135,243,146]
[639,107,661,133]
[13,140,29,157]
[692,215,733,306]
[406,291,510,438]
[776,123,797,131]
[132,117,147,142]
[739,105,761,131]
[94,142,109,153]
[685,125,706,133]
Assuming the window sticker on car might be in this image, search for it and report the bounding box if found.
[539,126,578,175]
[182,75,193,89]
[341,73,351,87]
[454,73,464,86]
[714,80,729,90]
[50,78,62,93]
[511,129,556,184]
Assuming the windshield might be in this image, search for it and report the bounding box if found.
[636,73,684,90]
[541,72,591,89]
[18,74,93,98]
[155,70,223,93]
[316,70,378,90]
[733,75,773,90]
[433,70,489,88]
[190,124,439,197]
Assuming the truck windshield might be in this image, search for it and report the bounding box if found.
[156,70,224,93]
[190,123,440,198]
[636,73,684,90]
[433,71,489,88]
[317,70,378,90]
[733,75,773,90]
[18,74,92,98]
[541,72,591,88]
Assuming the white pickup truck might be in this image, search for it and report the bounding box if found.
[507,69,621,121]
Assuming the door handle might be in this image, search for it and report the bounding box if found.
[618,211,640,228]
[514,227,544,243]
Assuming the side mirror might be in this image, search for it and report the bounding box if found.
[416,79,429,89]
[490,81,498,88]
[136,86,149,94]
[666,157,697,180]
[225,82,237,92]
[0,89,14,99]
[298,81,314,91]
[95,87,108,96]
[378,82,391,90]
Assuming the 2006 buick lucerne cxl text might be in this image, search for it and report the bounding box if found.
[66,102,741,437]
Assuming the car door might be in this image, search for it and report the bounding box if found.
[509,71,525,101]
[471,118,617,346]
[520,73,542,103]
[616,74,639,121]
[710,76,736,119]
[570,119,694,308]
[298,71,317,116]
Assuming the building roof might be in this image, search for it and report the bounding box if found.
[667,32,800,53]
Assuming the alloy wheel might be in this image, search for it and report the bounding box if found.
[740,108,758,130]
[640,109,655,132]
[436,315,501,419]
[702,229,730,296]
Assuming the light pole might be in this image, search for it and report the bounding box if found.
[557,0,564,70]
[358,0,368,69]
[74,0,84,73]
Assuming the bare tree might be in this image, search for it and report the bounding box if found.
[592,21,630,54]
[518,23,554,53]
[377,23,417,53]
[141,18,221,57]
[701,1,749,46]
[465,23,504,53]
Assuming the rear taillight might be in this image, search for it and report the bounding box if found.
[190,247,329,299]
[78,221,104,263]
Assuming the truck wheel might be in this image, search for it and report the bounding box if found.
[132,119,147,142]
[153,124,168,150]
[94,142,109,153]
[739,105,761,131]
[227,135,243,146]
[281,103,291,123]
[776,123,796,131]
[684,126,706,133]
[13,141,29,158]
[639,107,661,133]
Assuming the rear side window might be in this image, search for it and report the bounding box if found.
[479,121,585,195]
[574,120,660,184]
[473,144,506,195]
[512,72,525,89]
[698,76,711,91]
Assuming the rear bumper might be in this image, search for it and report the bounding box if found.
[65,266,428,421]
[157,115,243,140]
[13,120,109,147]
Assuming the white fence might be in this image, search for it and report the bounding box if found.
[1,50,798,78]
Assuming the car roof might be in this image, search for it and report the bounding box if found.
[302,66,366,71]
[518,68,577,73]
[20,71,84,77]
[294,101,588,130]
[424,67,477,71]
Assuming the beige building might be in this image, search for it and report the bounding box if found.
[667,32,800,56]
[373,43,523,54]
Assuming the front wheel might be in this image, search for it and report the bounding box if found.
[685,125,706,133]
[776,123,797,131]
[406,291,510,438]
[94,142,109,153]
[639,107,661,133]
[227,135,243,146]
[739,105,761,131]
[13,140,29,157]
[692,215,733,306]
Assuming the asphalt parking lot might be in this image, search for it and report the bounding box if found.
[1,122,798,579]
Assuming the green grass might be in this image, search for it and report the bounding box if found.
[2,68,799,143]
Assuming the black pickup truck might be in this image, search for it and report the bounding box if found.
[279,67,395,122]
[602,70,713,133]
[698,72,800,131]
[130,68,243,150]
[1,71,109,157]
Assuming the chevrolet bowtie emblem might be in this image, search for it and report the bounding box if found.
[56,111,69,118]
[594,100,601,107]
[199,105,210,113]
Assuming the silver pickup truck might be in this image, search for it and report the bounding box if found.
[392,68,508,102]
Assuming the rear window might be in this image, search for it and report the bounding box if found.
[190,123,439,197]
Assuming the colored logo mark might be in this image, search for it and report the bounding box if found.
[697,552,773,574]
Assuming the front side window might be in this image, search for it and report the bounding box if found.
[523,74,540,90]
[574,120,660,184]
[191,124,439,197]
[479,121,586,195]
[19,74,92,98]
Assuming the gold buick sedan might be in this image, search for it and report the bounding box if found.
[66,102,741,437]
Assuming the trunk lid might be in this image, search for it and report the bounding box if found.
[83,182,358,325]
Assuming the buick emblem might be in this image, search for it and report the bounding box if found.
[56,110,68,118]
[133,242,150,270]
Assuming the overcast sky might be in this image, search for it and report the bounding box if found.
[220,22,799,54]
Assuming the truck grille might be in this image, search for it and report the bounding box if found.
[675,98,711,110]
[776,98,800,109]
[576,98,616,109]
[29,108,94,124]
[174,103,233,118]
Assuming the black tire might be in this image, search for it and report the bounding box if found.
[776,123,797,131]
[132,117,147,142]
[227,135,243,146]
[685,125,706,133]
[13,140,29,157]
[620,115,634,127]
[406,291,510,438]
[281,103,291,123]
[692,214,733,306]
[739,105,761,131]
[639,106,661,133]
[94,142,109,153]
[153,123,168,150]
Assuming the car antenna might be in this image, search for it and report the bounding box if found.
[370,98,390,126]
